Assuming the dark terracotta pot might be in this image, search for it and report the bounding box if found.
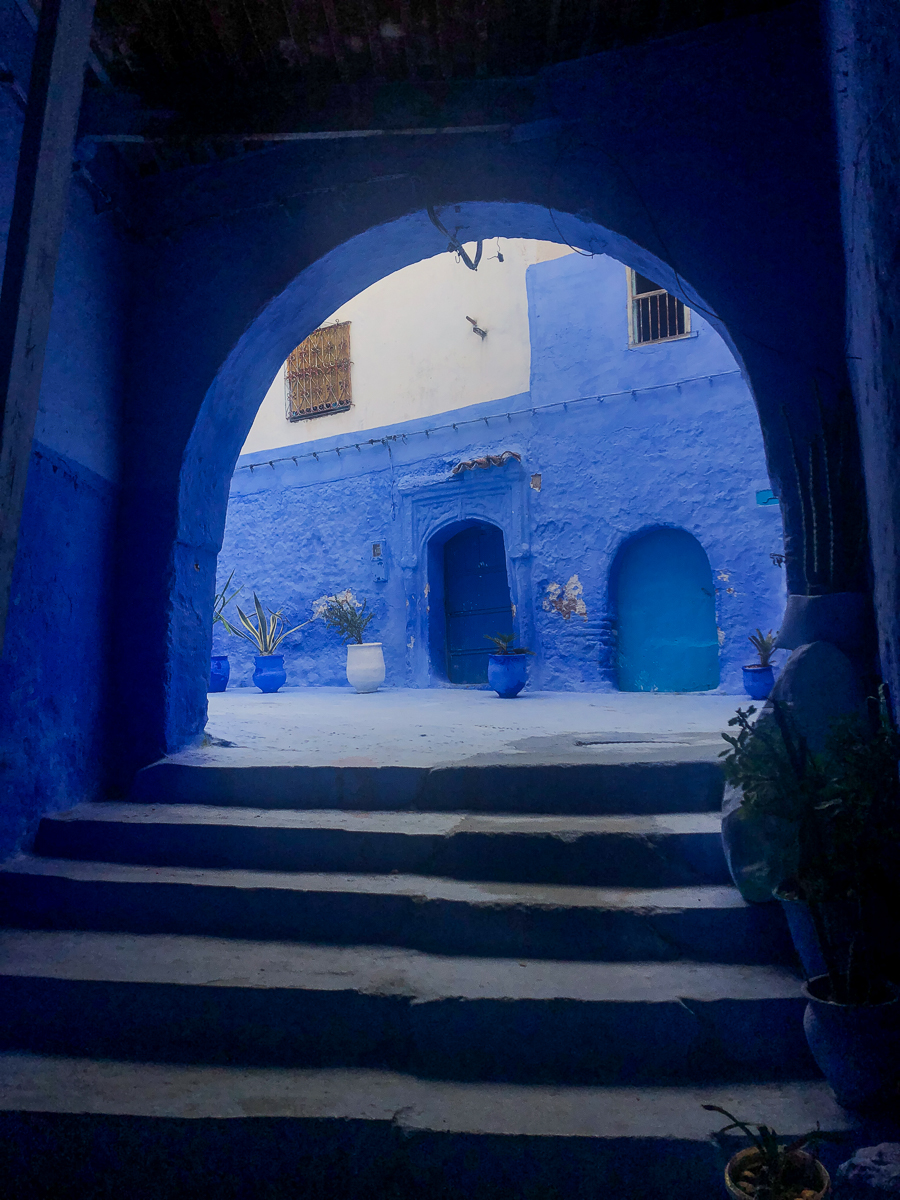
[803,975,900,1109]
[724,1147,829,1200]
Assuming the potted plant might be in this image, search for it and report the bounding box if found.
[219,593,309,693]
[209,570,241,692]
[743,628,778,699]
[321,592,383,693]
[720,694,900,1109]
[704,1104,836,1200]
[484,633,533,698]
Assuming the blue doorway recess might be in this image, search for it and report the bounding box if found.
[444,524,513,685]
[615,528,719,692]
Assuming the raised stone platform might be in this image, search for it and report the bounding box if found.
[200,687,746,767]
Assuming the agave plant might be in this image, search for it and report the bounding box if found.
[748,628,777,668]
[219,593,309,655]
[213,570,242,626]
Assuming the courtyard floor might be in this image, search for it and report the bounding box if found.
[198,687,749,769]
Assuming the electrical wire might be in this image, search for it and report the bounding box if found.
[238,369,739,473]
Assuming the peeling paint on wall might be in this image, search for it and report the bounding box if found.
[543,575,588,621]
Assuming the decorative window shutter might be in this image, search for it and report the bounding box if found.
[285,322,352,420]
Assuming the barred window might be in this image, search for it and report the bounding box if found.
[284,321,352,421]
[627,270,691,346]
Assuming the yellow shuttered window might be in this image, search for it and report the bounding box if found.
[284,321,352,421]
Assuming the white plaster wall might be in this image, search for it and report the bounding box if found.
[241,239,572,454]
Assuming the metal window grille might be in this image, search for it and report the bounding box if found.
[285,321,352,421]
[628,270,690,345]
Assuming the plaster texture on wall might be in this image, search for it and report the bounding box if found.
[0,444,117,860]
[217,252,784,694]
[528,253,738,401]
[31,185,126,484]
[241,239,572,455]
[0,26,125,855]
[828,0,900,710]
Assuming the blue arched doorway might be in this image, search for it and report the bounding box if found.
[615,528,719,692]
[443,523,513,685]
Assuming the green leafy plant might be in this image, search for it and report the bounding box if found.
[704,1104,839,1200]
[720,692,900,1003]
[748,628,777,668]
[321,593,375,645]
[720,703,825,826]
[213,570,242,627]
[484,633,533,655]
[219,594,309,655]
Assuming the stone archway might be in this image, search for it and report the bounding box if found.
[110,5,869,779]
[147,199,866,766]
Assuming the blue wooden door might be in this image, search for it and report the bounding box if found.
[444,524,513,684]
[616,528,719,692]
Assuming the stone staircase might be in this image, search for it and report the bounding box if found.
[0,746,875,1198]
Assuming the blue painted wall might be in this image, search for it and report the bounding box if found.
[216,252,785,693]
[0,3,126,858]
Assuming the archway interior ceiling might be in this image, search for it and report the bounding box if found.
[82,0,796,173]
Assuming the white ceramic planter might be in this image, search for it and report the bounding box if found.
[346,642,385,693]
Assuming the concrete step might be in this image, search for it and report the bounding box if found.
[0,856,794,964]
[130,755,724,814]
[34,804,731,887]
[0,930,816,1084]
[0,1054,875,1200]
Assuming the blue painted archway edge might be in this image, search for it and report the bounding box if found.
[114,2,867,775]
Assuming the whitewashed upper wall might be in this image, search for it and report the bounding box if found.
[241,239,572,454]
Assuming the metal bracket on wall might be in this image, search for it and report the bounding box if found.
[426,204,483,271]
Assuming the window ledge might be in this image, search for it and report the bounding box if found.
[627,330,699,350]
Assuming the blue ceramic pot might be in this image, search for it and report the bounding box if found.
[253,655,286,693]
[742,664,774,700]
[487,653,527,698]
[209,655,230,693]
[777,893,827,979]
[803,976,900,1109]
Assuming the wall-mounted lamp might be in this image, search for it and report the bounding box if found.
[466,316,487,339]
